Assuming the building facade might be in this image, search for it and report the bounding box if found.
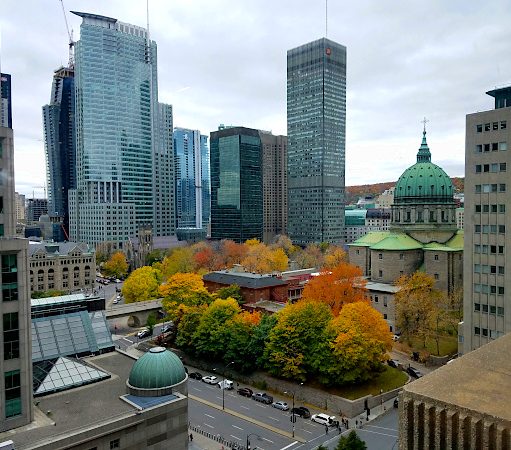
[349,131,463,332]
[0,126,33,431]
[26,199,48,223]
[210,126,263,242]
[0,73,12,128]
[462,86,511,355]
[69,11,173,248]
[173,128,210,231]
[14,192,25,223]
[43,66,76,234]
[261,132,287,243]
[29,242,95,294]
[287,38,347,245]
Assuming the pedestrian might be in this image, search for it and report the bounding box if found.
[189,433,193,442]
[325,424,328,434]
[355,419,358,428]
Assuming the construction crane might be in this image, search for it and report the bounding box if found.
[32,185,47,200]
[59,0,74,68]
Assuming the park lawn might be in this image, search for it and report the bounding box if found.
[405,335,458,356]
[326,366,408,400]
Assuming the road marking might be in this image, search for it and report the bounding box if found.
[232,425,243,430]
[262,437,274,443]
[279,442,299,450]
[366,424,398,432]
[216,396,223,400]
[357,428,398,438]
[192,387,202,392]
[239,405,250,410]
[230,435,242,441]
[302,429,313,434]
[121,338,133,343]
[255,403,267,409]
[204,423,214,429]
[268,416,280,422]
[204,414,215,419]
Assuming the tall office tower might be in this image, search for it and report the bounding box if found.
[69,12,170,247]
[14,193,25,222]
[26,198,48,223]
[462,86,511,355]
[173,128,210,230]
[43,66,76,234]
[287,38,347,245]
[0,73,12,128]
[210,126,263,242]
[154,103,175,237]
[260,132,287,243]
[0,126,33,431]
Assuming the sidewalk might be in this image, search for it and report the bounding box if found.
[189,432,234,450]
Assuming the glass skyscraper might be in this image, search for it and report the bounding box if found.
[210,126,262,242]
[173,128,210,230]
[0,73,12,128]
[287,38,347,245]
[69,11,172,246]
[43,66,76,234]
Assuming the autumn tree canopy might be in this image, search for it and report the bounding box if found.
[301,262,369,316]
[160,273,212,312]
[103,251,128,278]
[122,266,162,303]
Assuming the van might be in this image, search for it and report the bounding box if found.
[217,379,234,390]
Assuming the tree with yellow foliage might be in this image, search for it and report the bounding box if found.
[323,246,347,269]
[103,251,128,278]
[121,266,162,303]
[301,262,368,316]
[160,273,212,312]
[155,247,195,279]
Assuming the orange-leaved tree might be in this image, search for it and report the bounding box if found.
[103,251,128,278]
[301,262,368,316]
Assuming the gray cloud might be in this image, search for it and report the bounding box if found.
[2,0,510,195]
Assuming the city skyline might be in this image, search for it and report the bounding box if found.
[2,0,511,196]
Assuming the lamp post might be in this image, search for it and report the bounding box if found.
[380,389,384,413]
[285,382,303,438]
[246,432,261,450]
[217,361,235,411]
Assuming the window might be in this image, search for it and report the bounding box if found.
[374,296,379,303]
[485,123,490,131]
[4,312,19,360]
[474,303,480,311]
[434,273,439,280]
[490,305,496,314]
[500,183,506,192]
[482,304,489,313]
[493,122,499,130]
[383,296,388,307]
[477,124,482,132]
[499,286,505,295]
[434,254,439,261]
[475,205,481,213]
[487,205,493,213]
[499,141,507,151]
[378,270,383,277]
[476,144,482,153]
[482,328,488,337]
[475,327,480,335]
[378,253,382,260]
[399,253,403,260]
[498,306,504,316]
[501,163,507,172]
[5,370,21,418]
[500,204,506,213]
[383,314,387,319]
[501,121,507,130]
[110,439,120,449]
[475,165,481,173]
[356,249,359,255]
[499,266,505,275]
[475,225,481,232]
[475,185,481,193]
[484,144,490,152]
[499,225,506,234]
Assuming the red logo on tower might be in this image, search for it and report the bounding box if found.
[325,48,331,56]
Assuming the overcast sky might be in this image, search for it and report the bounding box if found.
[2,0,511,197]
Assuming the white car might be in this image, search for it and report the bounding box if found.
[311,413,336,426]
[201,375,218,385]
[271,401,289,411]
[217,379,234,390]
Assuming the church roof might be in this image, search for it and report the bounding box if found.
[349,231,390,247]
[394,131,455,205]
[369,233,423,251]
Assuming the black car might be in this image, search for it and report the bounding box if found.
[189,372,203,380]
[237,387,253,398]
[387,359,400,369]
[252,392,273,404]
[407,366,423,378]
[291,406,311,418]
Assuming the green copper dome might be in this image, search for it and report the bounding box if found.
[394,131,454,204]
[128,347,186,390]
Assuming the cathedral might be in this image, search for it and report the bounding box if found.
[348,129,463,332]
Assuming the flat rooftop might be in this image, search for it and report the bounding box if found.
[0,352,143,449]
[404,332,511,421]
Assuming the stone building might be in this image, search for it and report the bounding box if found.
[28,241,95,294]
[349,130,464,331]
[399,331,511,449]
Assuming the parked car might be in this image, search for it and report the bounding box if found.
[291,406,311,418]
[112,299,119,305]
[237,387,253,398]
[201,375,218,385]
[271,401,289,411]
[252,392,273,404]
[136,328,152,339]
[407,366,423,378]
[189,372,203,380]
[160,322,175,334]
[387,359,400,369]
[392,334,400,341]
[311,413,337,426]
[217,379,234,390]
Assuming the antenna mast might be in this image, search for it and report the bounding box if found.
[325,0,328,37]
[59,0,75,68]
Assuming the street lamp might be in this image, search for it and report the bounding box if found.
[215,361,235,411]
[285,382,303,438]
[246,432,261,450]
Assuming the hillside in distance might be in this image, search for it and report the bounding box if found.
[346,177,464,204]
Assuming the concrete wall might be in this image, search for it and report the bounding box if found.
[348,246,370,276]
[370,249,422,284]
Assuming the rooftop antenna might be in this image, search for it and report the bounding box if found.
[325,0,328,37]
[59,0,75,68]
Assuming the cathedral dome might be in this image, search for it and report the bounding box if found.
[394,131,454,204]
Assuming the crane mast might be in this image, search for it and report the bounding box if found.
[59,0,74,68]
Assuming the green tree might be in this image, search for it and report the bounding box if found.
[192,298,241,360]
[122,266,161,303]
[215,284,244,304]
[263,301,333,381]
[156,247,195,278]
[103,251,128,278]
[175,305,207,354]
[335,430,367,450]
[146,313,157,334]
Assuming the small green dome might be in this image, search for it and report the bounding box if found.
[128,347,186,390]
[394,131,454,204]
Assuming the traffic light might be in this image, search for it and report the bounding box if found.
[290,414,297,423]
